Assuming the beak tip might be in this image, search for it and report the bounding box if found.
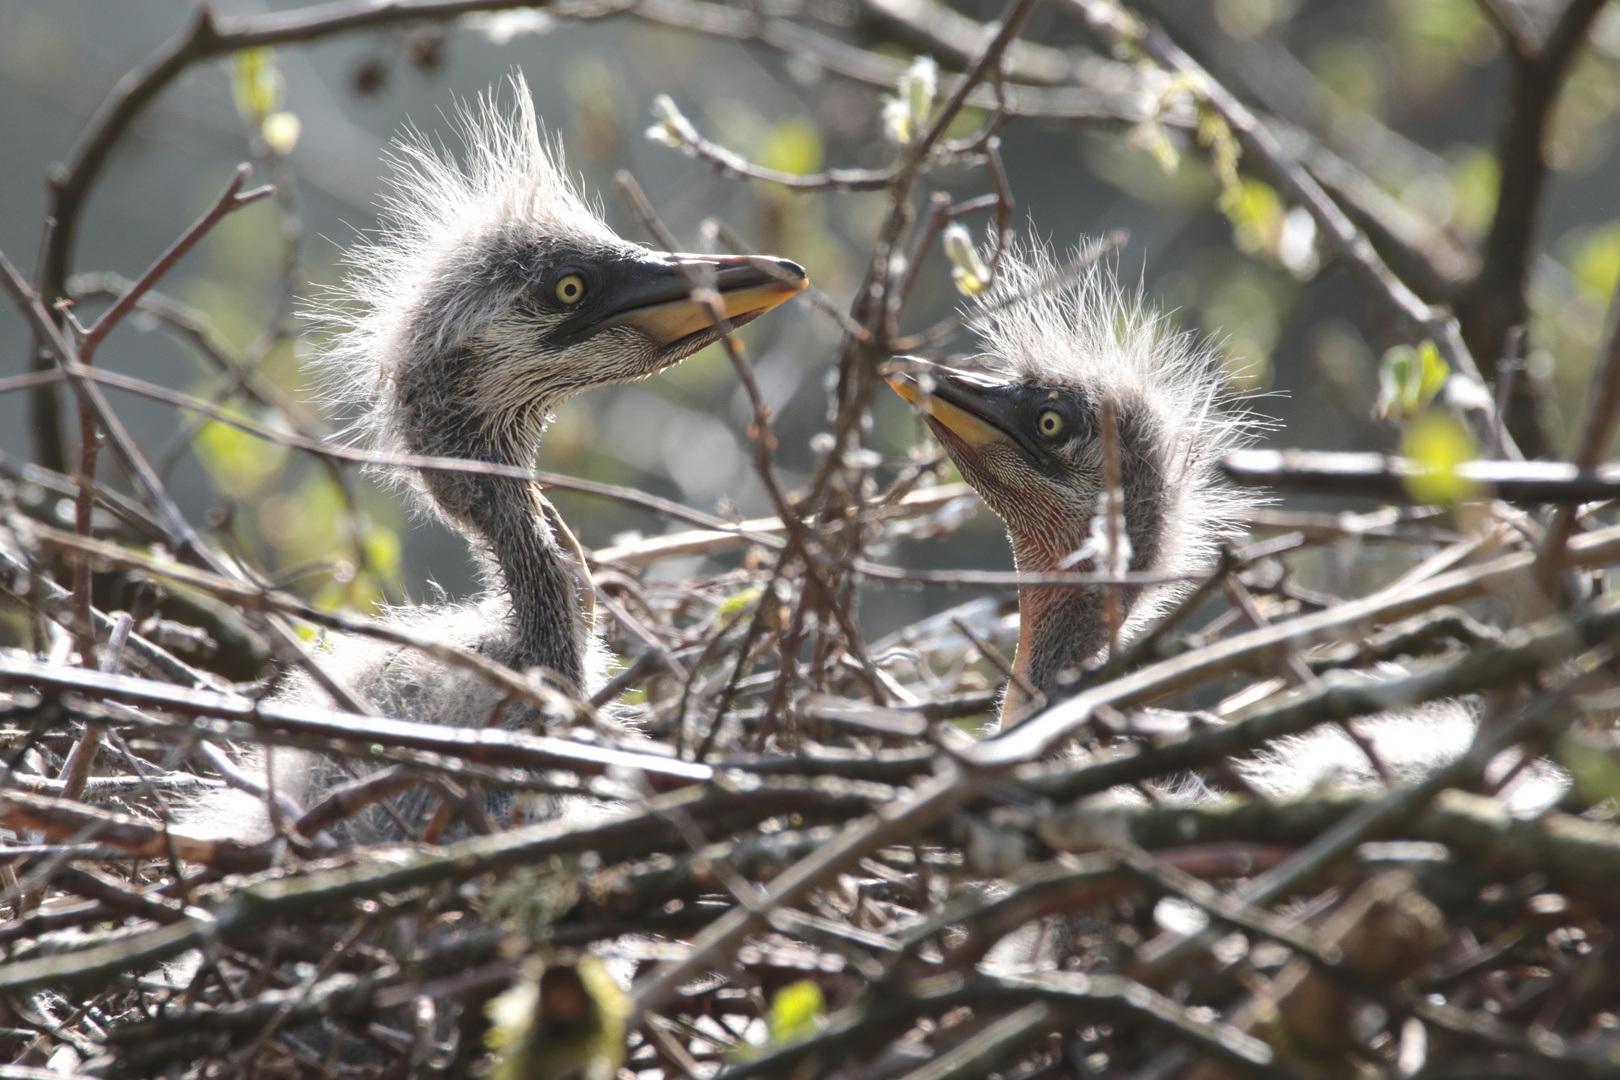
[885,371,920,404]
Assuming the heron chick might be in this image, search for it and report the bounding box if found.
[887,244,1566,811]
[887,244,1254,722]
[208,78,804,840]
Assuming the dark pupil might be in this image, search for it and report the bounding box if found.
[562,281,578,299]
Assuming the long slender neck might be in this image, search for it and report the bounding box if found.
[1003,539,1109,721]
[1002,429,1168,723]
[396,348,592,691]
[467,470,591,690]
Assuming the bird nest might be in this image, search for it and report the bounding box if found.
[3,479,1619,1080]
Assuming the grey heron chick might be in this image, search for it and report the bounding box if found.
[886,245,1254,721]
[887,245,1566,812]
[212,79,804,839]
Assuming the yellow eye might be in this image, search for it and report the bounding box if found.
[554,273,587,305]
[1037,409,1064,437]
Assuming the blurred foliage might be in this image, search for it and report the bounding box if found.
[232,47,301,156]
[1401,409,1480,506]
[486,956,629,1080]
[1377,341,1448,421]
[192,405,290,498]
[765,979,826,1048]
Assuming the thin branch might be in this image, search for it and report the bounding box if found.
[1222,448,1620,503]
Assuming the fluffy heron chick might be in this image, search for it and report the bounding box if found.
[207,78,804,840]
[887,244,1256,720]
[887,244,1567,812]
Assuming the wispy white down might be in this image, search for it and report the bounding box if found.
[308,73,617,505]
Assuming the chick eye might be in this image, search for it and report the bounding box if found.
[554,273,587,305]
[1036,409,1064,438]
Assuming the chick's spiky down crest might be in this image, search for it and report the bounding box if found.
[314,75,631,525]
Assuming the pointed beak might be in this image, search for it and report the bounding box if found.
[884,359,1035,458]
[597,253,806,352]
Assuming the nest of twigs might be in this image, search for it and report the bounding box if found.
[4,467,1620,1080]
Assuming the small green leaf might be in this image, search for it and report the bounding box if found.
[1557,733,1620,805]
[758,119,823,177]
[717,585,763,622]
[1401,409,1479,506]
[906,55,937,135]
[943,223,991,297]
[231,47,282,123]
[767,980,825,1047]
[1377,341,1449,420]
[1416,340,1449,405]
[883,55,938,145]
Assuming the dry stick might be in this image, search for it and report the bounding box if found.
[951,616,1038,710]
[891,191,1000,317]
[629,762,997,1022]
[66,275,378,574]
[15,518,592,728]
[67,419,103,669]
[0,246,374,718]
[22,361,1187,588]
[0,445,168,544]
[651,95,896,190]
[58,358,792,551]
[1221,449,1620,504]
[1236,676,1592,912]
[65,165,267,673]
[812,0,1044,509]
[1536,278,1620,590]
[636,549,1620,1025]
[0,542,211,690]
[591,483,975,568]
[0,777,892,996]
[0,657,712,789]
[1017,601,1619,815]
[53,614,134,806]
[890,231,1124,352]
[1458,0,1609,454]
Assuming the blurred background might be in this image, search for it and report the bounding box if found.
[3,0,1619,654]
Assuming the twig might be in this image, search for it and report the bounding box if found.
[649,96,896,190]
[615,169,889,703]
[0,657,709,787]
[1456,0,1610,457]
[1222,448,1620,503]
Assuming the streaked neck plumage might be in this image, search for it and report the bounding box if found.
[398,343,591,690]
